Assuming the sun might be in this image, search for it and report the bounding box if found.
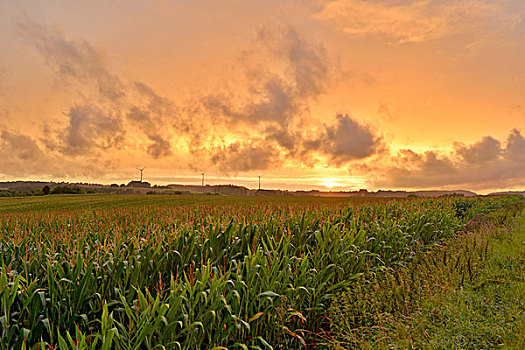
[319,178,342,189]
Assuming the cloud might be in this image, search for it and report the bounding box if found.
[201,24,330,129]
[9,18,378,177]
[16,19,125,100]
[59,104,124,155]
[1,129,45,162]
[253,24,329,99]
[265,127,302,152]
[454,136,501,163]
[207,112,383,172]
[0,66,7,96]
[198,24,383,170]
[17,18,183,160]
[0,129,50,177]
[210,140,279,173]
[17,18,380,174]
[505,128,525,161]
[316,0,500,44]
[377,103,394,120]
[374,129,525,189]
[147,134,172,159]
[189,23,359,171]
[126,105,172,158]
[0,128,110,178]
[313,114,381,165]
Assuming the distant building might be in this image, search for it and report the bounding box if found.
[358,189,368,197]
[127,181,151,188]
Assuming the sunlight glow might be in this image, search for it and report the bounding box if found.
[318,178,343,188]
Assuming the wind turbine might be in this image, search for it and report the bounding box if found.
[137,167,146,182]
[201,171,205,186]
[258,175,262,190]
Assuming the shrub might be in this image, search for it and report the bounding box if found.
[50,185,86,195]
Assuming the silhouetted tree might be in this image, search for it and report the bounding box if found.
[42,185,50,195]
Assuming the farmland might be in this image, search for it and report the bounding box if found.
[0,194,523,349]
[0,194,379,214]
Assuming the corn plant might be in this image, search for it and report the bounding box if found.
[0,195,520,348]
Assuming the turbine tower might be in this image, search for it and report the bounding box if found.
[137,167,146,182]
[201,172,205,186]
[258,175,262,190]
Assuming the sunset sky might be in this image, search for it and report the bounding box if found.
[1,0,524,193]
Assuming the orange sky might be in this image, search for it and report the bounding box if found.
[0,0,524,193]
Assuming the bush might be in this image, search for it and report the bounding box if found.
[50,186,86,195]
[0,190,15,197]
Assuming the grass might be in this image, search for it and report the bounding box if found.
[328,201,525,349]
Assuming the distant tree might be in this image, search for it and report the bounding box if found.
[42,185,50,195]
[127,181,151,188]
[0,190,14,197]
[50,185,86,195]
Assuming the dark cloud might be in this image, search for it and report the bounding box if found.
[243,75,300,125]
[0,129,49,176]
[0,128,110,178]
[125,81,206,159]
[60,104,124,155]
[375,129,525,189]
[188,23,343,171]
[192,24,383,171]
[13,18,384,175]
[16,19,130,157]
[504,128,525,161]
[206,113,382,172]
[254,25,329,99]
[315,114,381,165]
[126,105,173,159]
[201,72,302,129]
[201,24,330,129]
[16,20,125,101]
[454,136,501,163]
[211,140,279,173]
[17,19,183,160]
[1,129,44,161]
[379,150,457,188]
[265,127,302,152]
[147,134,172,159]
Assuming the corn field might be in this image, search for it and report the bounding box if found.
[0,195,519,349]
